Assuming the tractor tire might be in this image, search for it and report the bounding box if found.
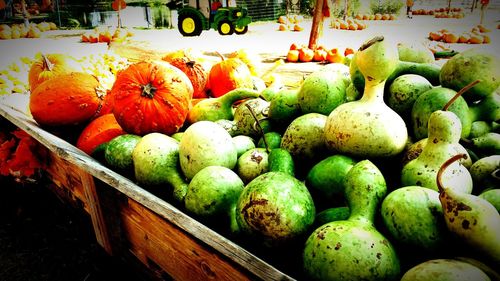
[178,14,202,36]
[234,25,248,35]
[217,20,234,35]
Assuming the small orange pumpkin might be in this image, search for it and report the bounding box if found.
[169,56,209,99]
[298,48,314,62]
[76,113,125,155]
[111,61,193,135]
[208,55,253,98]
[28,53,81,92]
[286,49,300,62]
[30,72,105,127]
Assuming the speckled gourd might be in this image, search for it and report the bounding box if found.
[324,36,408,158]
[303,160,400,281]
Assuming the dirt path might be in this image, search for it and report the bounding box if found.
[0,9,498,68]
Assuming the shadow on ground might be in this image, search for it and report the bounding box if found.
[0,176,150,281]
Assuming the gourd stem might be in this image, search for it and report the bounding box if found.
[141,83,157,98]
[443,79,480,111]
[436,154,467,193]
[358,35,384,51]
[41,54,54,71]
[245,103,269,153]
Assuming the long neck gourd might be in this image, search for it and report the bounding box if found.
[401,83,478,193]
[324,36,408,158]
[303,160,400,281]
[438,154,500,267]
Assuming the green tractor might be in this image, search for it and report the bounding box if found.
[176,0,251,36]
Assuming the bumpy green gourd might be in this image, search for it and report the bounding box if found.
[303,160,400,281]
[324,36,408,158]
[401,110,473,193]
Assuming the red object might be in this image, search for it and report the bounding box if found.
[76,113,126,155]
[111,61,193,136]
[211,0,222,12]
[480,0,489,5]
[112,0,126,11]
[0,129,48,178]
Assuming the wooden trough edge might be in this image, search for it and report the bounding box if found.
[0,103,296,281]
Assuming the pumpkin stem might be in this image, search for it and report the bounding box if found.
[186,60,196,68]
[215,51,225,61]
[141,83,157,98]
[42,54,54,72]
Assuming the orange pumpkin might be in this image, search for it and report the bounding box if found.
[286,49,300,62]
[76,113,125,155]
[443,33,459,44]
[169,56,209,99]
[313,48,327,62]
[208,56,253,98]
[298,48,314,62]
[111,61,193,135]
[28,53,81,92]
[30,72,105,127]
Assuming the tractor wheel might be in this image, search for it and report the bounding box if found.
[234,25,248,35]
[178,14,202,36]
[217,20,234,35]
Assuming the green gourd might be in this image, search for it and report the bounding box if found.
[184,166,244,220]
[235,171,316,247]
[297,68,348,115]
[470,155,500,194]
[179,121,237,180]
[231,135,255,158]
[235,148,269,184]
[401,258,491,281]
[324,36,408,158]
[402,86,476,193]
[233,98,271,138]
[303,160,400,281]
[186,88,260,124]
[437,154,500,266]
[280,113,327,164]
[132,133,188,202]
[381,186,449,253]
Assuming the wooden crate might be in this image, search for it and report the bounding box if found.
[0,101,296,281]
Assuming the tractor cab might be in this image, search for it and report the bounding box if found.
[177,0,251,36]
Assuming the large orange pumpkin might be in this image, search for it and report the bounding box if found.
[76,113,125,155]
[169,56,209,99]
[110,61,193,136]
[208,56,253,98]
[29,72,105,127]
[28,53,81,92]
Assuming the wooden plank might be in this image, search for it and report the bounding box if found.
[44,150,113,254]
[79,168,113,254]
[0,101,296,281]
[121,199,252,281]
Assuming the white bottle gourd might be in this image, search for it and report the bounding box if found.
[324,36,408,158]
